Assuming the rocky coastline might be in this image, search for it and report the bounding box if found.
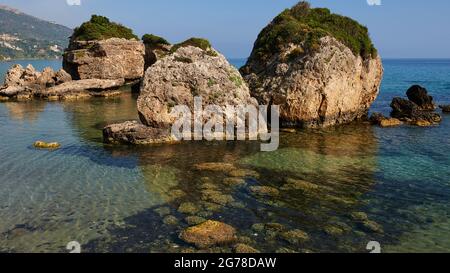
[1,1,449,146]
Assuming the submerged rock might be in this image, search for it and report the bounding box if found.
[228,169,260,179]
[282,178,320,192]
[280,229,310,245]
[33,141,61,149]
[185,216,207,226]
[179,220,237,249]
[241,3,383,128]
[193,162,236,172]
[234,244,260,253]
[406,85,436,111]
[163,215,179,226]
[178,202,200,215]
[249,186,280,197]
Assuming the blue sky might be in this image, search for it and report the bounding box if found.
[1,0,450,58]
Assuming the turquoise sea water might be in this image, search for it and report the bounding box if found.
[0,59,450,253]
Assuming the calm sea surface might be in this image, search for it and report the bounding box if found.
[0,59,449,253]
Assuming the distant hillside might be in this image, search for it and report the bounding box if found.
[0,5,72,60]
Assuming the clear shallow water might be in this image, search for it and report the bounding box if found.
[0,59,450,253]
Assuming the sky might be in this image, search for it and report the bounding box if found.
[1,0,449,58]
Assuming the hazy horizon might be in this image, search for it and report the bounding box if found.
[1,0,449,59]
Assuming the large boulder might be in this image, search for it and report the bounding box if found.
[406,85,436,111]
[240,2,383,128]
[137,39,257,128]
[63,38,145,81]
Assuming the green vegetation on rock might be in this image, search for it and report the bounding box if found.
[142,34,170,47]
[72,15,138,41]
[251,1,377,60]
[171,37,213,53]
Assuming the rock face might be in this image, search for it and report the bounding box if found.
[137,44,257,128]
[179,220,237,249]
[240,3,383,128]
[406,85,436,111]
[63,38,145,81]
[241,36,383,128]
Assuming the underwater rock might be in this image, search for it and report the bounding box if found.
[193,162,236,172]
[324,226,345,236]
[154,207,171,217]
[406,85,436,111]
[275,247,298,254]
[350,212,369,222]
[179,220,237,249]
[33,141,61,149]
[360,220,384,234]
[249,186,280,197]
[163,215,179,226]
[228,169,260,179]
[280,229,310,245]
[282,178,320,192]
[234,244,260,254]
[222,177,246,187]
[241,2,383,128]
[178,202,200,215]
[201,189,234,206]
[185,216,207,226]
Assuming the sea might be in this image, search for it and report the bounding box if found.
[0,58,449,253]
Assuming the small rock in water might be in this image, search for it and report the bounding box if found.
[179,220,237,249]
[185,216,207,226]
[234,244,260,253]
[223,177,246,187]
[324,226,344,236]
[228,169,260,179]
[178,202,200,215]
[282,178,320,192]
[280,229,310,245]
[33,141,61,149]
[193,162,236,172]
[154,206,171,217]
[439,105,450,113]
[350,212,369,222]
[163,215,179,226]
[249,186,280,197]
[360,220,384,234]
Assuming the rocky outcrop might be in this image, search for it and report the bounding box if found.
[0,64,125,100]
[440,105,450,113]
[369,112,402,127]
[241,36,383,128]
[63,38,145,81]
[137,43,257,128]
[103,121,174,145]
[390,97,441,126]
[105,41,256,144]
[406,85,436,111]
